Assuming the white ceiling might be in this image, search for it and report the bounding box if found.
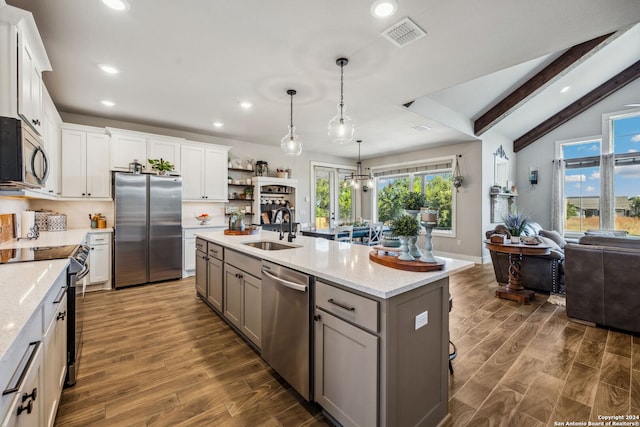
[5,0,640,159]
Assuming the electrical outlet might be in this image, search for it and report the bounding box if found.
[415,310,429,330]
[457,239,462,245]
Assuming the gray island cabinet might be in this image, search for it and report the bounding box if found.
[194,231,473,427]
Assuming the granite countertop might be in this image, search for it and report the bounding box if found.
[195,230,474,299]
[0,229,90,370]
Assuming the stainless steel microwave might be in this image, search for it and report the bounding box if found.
[0,116,49,189]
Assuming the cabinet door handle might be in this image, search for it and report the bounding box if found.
[17,397,33,415]
[3,341,40,396]
[328,298,355,312]
[57,311,67,321]
[313,314,321,322]
[22,387,37,403]
[235,273,243,279]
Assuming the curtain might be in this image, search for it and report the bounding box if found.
[551,159,565,234]
[600,153,615,229]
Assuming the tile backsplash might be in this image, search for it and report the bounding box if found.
[29,199,114,229]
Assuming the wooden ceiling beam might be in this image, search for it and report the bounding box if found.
[514,59,640,152]
[474,32,618,136]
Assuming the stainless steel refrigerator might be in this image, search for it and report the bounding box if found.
[113,172,182,288]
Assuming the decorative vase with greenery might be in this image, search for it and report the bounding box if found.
[502,210,529,242]
[243,186,253,199]
[148,158,174,175]
[391,214,420,261]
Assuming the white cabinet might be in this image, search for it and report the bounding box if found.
[61,126,110,199]
[17,33,42,135]
[108,128,183,173]
[183,227,223,277]
[1,342,43,427]
[43,287,67,427]
[88,232,111,286]
[40,88,61,197]
[181,142,229,202]
[252,177,298,225]
[0,5,51,136]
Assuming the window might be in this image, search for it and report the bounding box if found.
[558,110,640,236]
[372,157,455,236]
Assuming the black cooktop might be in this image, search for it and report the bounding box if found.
[0,244,80,264]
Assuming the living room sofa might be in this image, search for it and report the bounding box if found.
[565,235,640,334]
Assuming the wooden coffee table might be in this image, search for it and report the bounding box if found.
[484,239,551,304]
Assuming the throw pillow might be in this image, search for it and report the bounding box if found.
[539,229,567,249]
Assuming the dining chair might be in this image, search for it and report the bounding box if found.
[365,222,384,246]
[334,225,353,243]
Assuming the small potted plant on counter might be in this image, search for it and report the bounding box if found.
[391,214,420,261]
[148,158,174,175]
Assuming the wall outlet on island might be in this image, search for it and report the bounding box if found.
[415,310,429,330]
[457,239,462,246]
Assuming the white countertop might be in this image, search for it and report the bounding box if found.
[196,230,474,299]
[0,229,89,371]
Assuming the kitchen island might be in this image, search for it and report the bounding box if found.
[195,230,473,427]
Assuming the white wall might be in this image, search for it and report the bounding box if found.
[516,78,640,229]
[362,140,484,262]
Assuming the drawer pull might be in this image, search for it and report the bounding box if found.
[22,387,37,403]
[53,286,67,304]
[3,341,40,396]
[17,397,33,416]
[328,298,355,312]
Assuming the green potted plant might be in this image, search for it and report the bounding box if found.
[243,186,253,199]
[402,192,428,212]
[147,158,174,175]
[391,214,420,261]
[502,210,530,242]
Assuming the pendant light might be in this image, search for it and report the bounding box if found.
[343,140,373,191]
[328,58,355,144]
[281,89,303,157]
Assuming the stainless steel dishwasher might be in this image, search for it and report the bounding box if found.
[261,260,312,400]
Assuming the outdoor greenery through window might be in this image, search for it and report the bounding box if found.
[561,111,640,236]
[374,158,454,233]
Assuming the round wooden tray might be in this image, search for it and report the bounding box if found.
[224,228,260,235]
[369,250,445,272]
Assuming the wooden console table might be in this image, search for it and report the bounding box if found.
[484,239,551,304]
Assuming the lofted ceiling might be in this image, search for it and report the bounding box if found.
[5,0,640,159]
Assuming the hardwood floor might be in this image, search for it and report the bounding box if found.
[54,264,640,426]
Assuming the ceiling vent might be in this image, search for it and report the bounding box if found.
[381,18,426,48]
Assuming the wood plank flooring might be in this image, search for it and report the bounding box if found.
[54,264,640,426]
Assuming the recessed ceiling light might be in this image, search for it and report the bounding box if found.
[98,64,120,74]
[560,86,571,93]
[239,101,253,109]
[101,100,115,107]
[371,0,398,18]
[213,121,224,128]
[102,0,130,11]
[411,124,432,131]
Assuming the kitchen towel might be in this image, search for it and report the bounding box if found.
[20,211,35,238]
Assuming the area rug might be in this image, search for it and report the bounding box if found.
[547,294,566,306]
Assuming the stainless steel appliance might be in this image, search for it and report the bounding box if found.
[0,243,91,387]
[113,172,182,288]
[0,116,49,189]
[261,261,312,400]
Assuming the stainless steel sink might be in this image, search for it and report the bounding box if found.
[242,241,300,251]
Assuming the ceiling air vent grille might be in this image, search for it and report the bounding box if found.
[381,18,426,48]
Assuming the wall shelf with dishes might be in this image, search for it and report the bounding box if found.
[252,176,298,225]
[227,167,255,215]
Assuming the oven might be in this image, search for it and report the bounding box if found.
[65,245,90,387]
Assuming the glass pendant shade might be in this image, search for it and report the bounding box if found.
[281,89,302,157]
[281,125,303,157]
[328,104,355,144]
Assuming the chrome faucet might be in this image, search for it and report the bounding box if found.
[275,207,295,242]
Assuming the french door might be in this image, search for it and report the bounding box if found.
[313,165,354,229]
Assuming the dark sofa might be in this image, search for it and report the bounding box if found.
[565,235,640,334]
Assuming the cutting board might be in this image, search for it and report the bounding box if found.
[0,214,15,243]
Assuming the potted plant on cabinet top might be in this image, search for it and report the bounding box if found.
[502,211,530,243]
[148,158,174,175]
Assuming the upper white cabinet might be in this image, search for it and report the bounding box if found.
[181,142,229,201]
[40,87,61,196]
[61,125,111,199]
[0,5,51,135]
[107,128,183,174]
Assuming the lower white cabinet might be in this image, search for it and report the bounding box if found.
[43,288,67,427]
[88,232,111,286]
[1,342,43,427]
[183,227,223,277]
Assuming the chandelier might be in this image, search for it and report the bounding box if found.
[343,140,373,190]
[328,58,355,144]
[280,89,302,156]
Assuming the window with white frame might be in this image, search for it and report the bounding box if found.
[558,110,640,236]
[372,157,455,236]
